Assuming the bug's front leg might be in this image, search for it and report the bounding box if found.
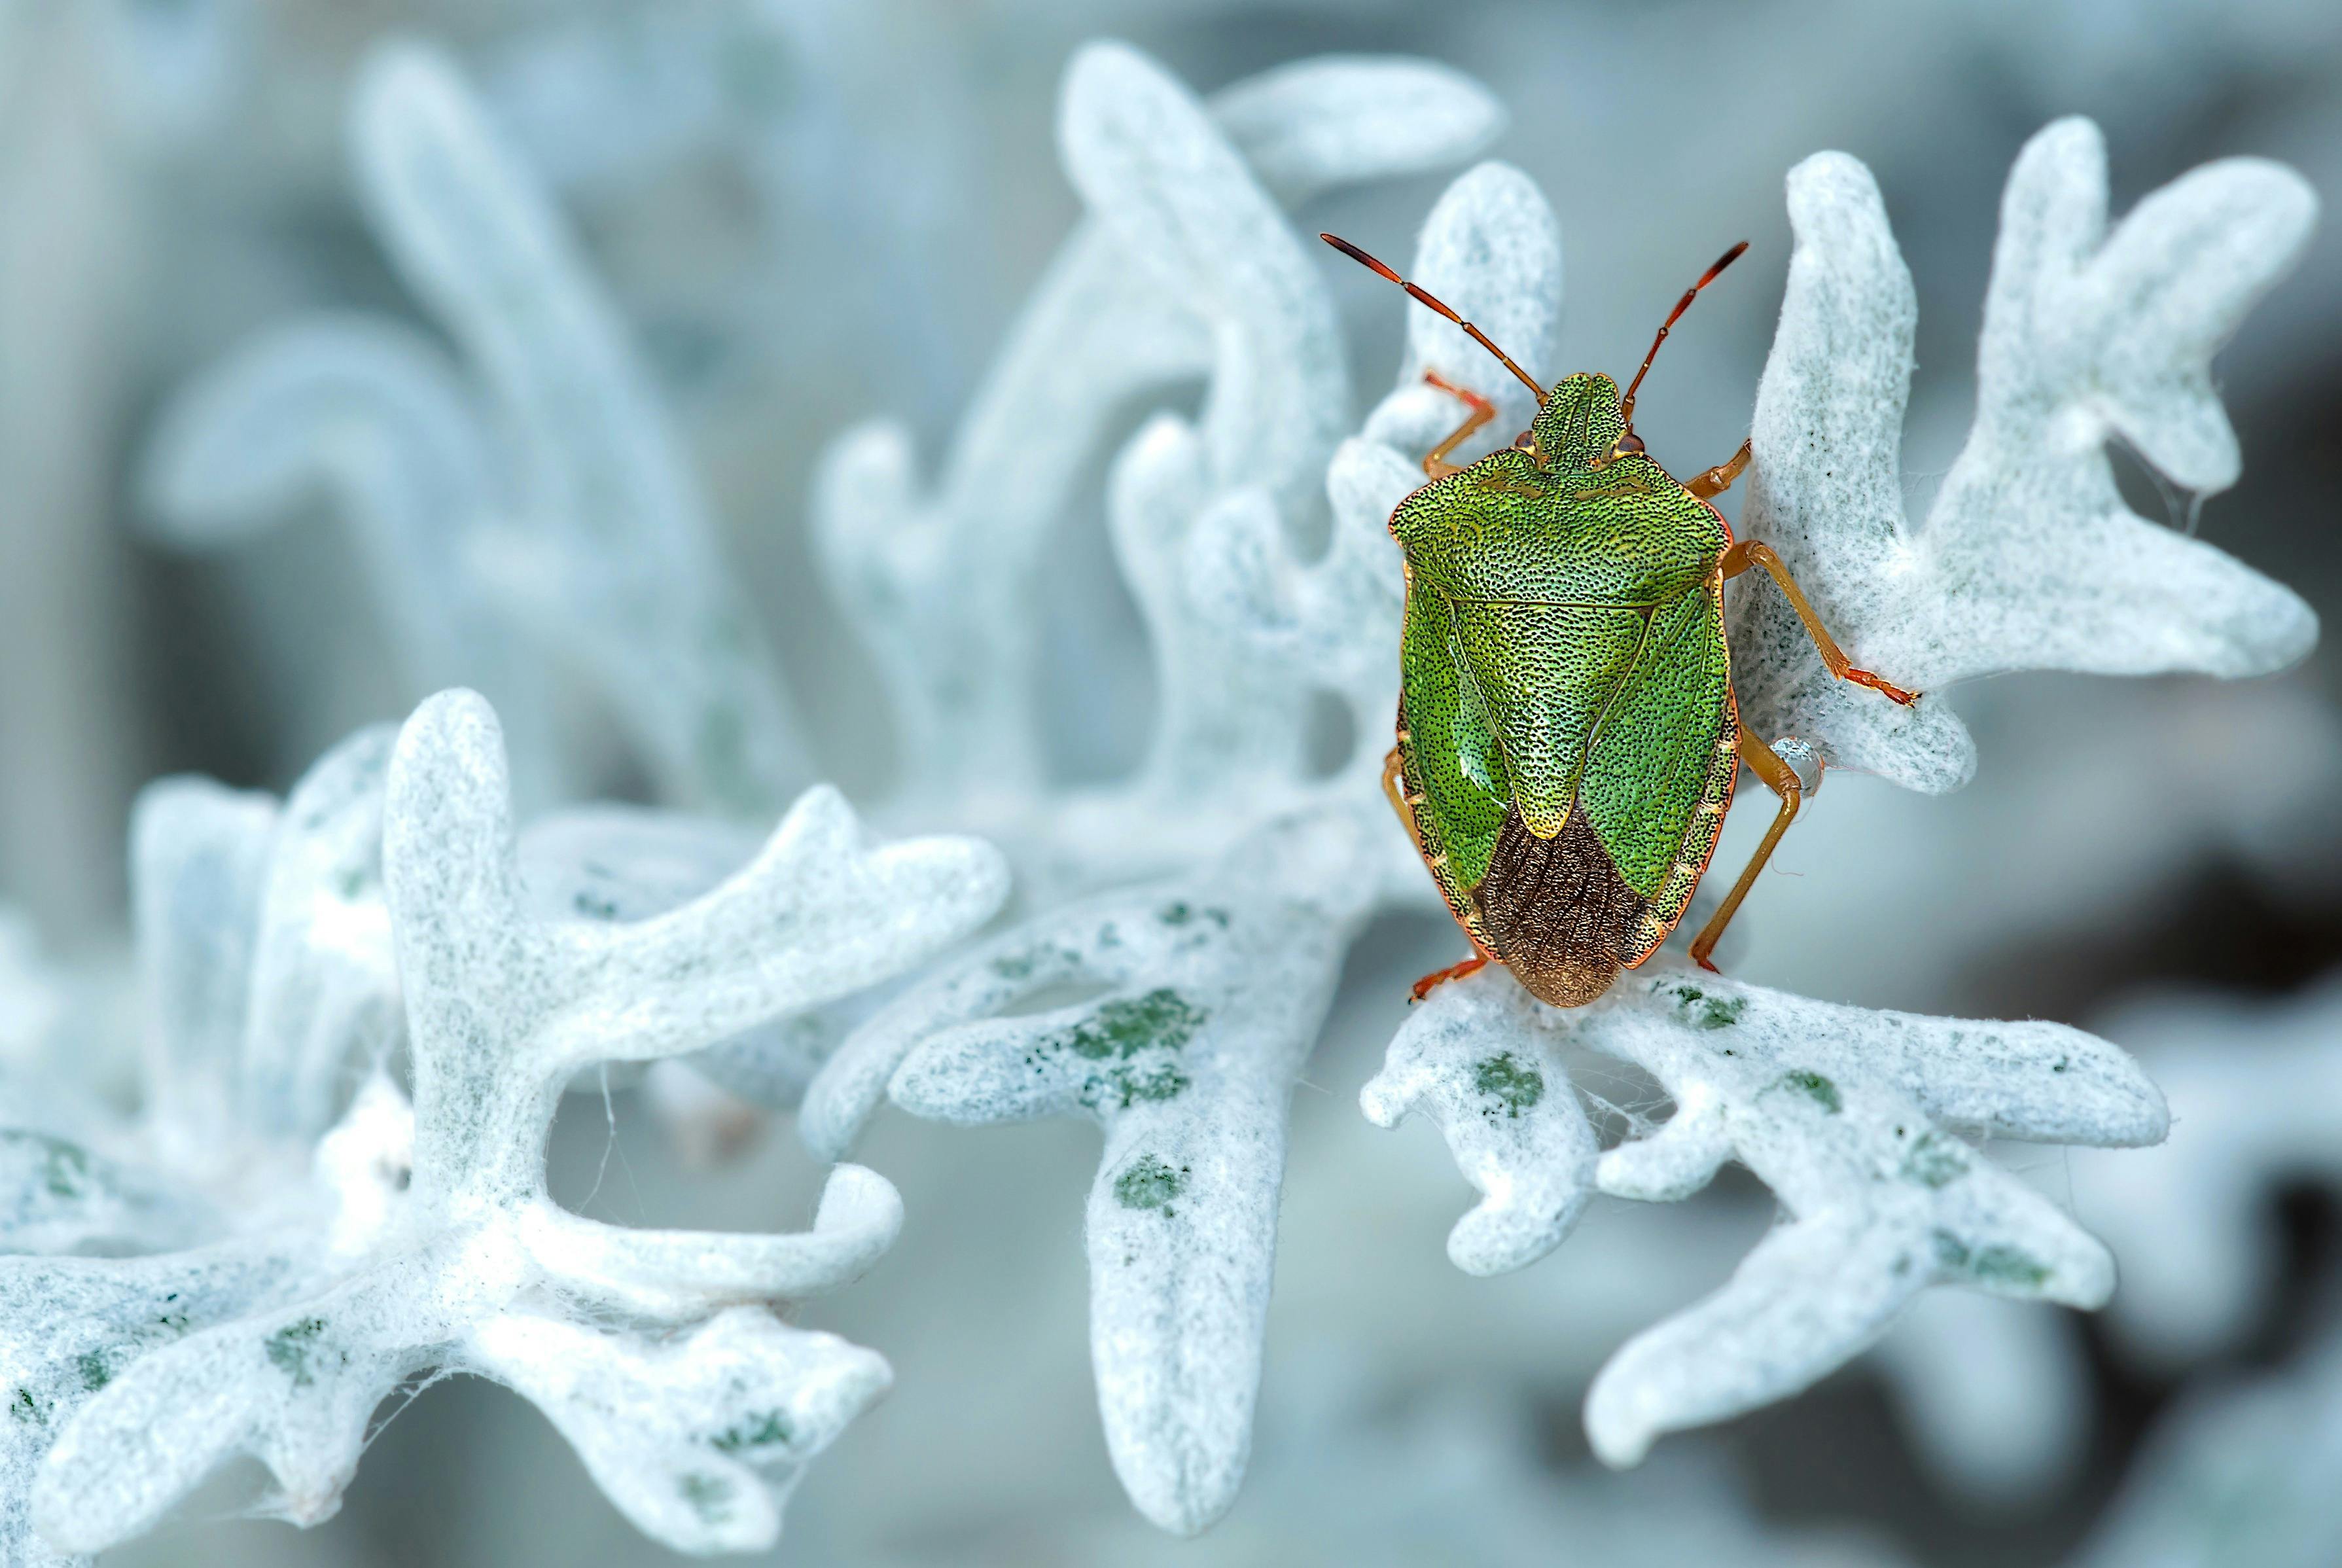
[1420,370,1496,480]
[1688,728,1805,971]
[1686,438,1752,500]
[1721,540,1921,705]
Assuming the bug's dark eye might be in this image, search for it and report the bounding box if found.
[1615,432,1646,455]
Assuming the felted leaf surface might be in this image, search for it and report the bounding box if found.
[1342,118,2320,1474]
[1365,962,2164,1467]
[781,46,1515,1537]
[1729,122,2318,793]
[805,813,1375,1536]
[0,691,1007,1561]
[813,47,1499,810]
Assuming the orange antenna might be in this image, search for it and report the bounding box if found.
[1320,233,1546,402]
[1618,240,1748,431]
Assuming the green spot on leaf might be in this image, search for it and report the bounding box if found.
[711,1410,793,1453]
[679,1471,735,1523]
[1060,990,1205,1109]
[1011,990,1211,1112]
[265,1317,330,1387]
[1970,1245,2051,1289]
[1113,1155,1189,1213]
[1114,1063,1192,1106]
[1472,1052,1544,1118]
[1669,985,1746,1030]
[1901,1132,1969,1188]
[75,1351,109,1393]
[1069,989,1205,1060]
[1930,1230,2050,1289]
[1774,1069,1840,1114]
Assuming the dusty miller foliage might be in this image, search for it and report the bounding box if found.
[805,43,2315,1533]
[1363,118,2315,1470]
[0,25,2318,1563]
[0,691,1006,1564]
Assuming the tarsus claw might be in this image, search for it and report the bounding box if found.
[1846,668,1921,706]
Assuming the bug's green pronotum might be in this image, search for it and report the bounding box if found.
[1323,232,1920,1007]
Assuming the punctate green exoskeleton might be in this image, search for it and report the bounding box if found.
[1322,234,1919,1005]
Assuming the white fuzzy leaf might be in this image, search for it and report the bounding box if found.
[128,775,275,1164]
[812,47,1496,810]
[1730,122,2318,793]
[1359,972,1597,1277]
[1373,962,2163,1469]
[1871,1291,2089,1506]
[0,1132,214,1258]
[238,724,400,1143]
[1210,56,1502,207]
[465,1307,890,1554]
[3,690,1006,1559]
[806,814,1375,1535]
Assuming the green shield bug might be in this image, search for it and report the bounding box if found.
[1322,232,1920,1007]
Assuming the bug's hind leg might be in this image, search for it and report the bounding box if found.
[1721,539,1922,705]
[1420,370,1496,479]
[1686,438,1752,500]
[1411,953,1489,1002]
[1687,729,1807,972]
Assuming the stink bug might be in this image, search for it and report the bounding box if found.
[1322,232,1920,1007]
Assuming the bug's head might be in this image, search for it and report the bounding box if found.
[1529,373,1632,470]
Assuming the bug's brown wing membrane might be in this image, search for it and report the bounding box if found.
[1472,803,1649,1007]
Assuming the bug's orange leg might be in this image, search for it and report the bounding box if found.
[1411,953,1490,1001]
[1686,438,1752,501]
[1420,371,1497,480]
[1688,729,1806,972]
[1721,540,1921,705]
[1380,745,1415,833]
